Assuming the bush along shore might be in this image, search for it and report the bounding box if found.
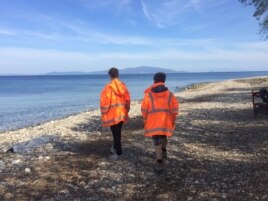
[0,77,268,201]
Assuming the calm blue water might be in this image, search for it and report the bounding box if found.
[1,71,268,131]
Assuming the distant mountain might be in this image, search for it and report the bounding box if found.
[45,66,184,75]
[90,66,180,74]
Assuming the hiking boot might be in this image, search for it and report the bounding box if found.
[109,153,120,161]
[110,145,116,154]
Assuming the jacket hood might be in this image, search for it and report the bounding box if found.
[151,85,168,93]
[144,82,165,93]
[109,78,127,96]
[144,82,168,97]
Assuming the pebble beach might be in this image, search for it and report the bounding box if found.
[0,77,267,201]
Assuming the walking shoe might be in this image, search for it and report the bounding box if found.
[154,160,164,174]
[110,145,116,154]
[109,153,120,161]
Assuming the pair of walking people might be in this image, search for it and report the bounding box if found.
[100,67,179,165]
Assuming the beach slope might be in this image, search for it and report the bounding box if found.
[0,77,267,200]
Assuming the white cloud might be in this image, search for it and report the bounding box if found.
[0,23,152,45]
[141,0,228,28]
[0,24,232,48]
[141,0,186,28]
[79,0,133,13]
[1,42,268,74]
[0,29,17,36]
[58,22,152,45]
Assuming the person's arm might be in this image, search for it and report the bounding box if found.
[171,95,179,127]
[125,87,131,112]
[141,93,149,123]
[100,86,111,115]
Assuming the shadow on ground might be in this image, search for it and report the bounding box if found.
[1,80,267,200]
[1,115,267,200]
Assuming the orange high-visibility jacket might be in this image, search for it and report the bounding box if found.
[100,78,131,127]
[141,82,179,137]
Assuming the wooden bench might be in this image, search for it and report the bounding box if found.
[252,89,268,117]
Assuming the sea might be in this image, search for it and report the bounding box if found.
[1,71,268,131]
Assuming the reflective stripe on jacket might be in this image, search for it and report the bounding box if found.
[141,83,179,137]
[100,78,131,127]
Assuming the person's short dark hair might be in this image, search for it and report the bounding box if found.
[154,72,166,83]
[108,67,119,78]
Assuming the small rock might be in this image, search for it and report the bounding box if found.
[4,193,14,199]
[187,196,193,201]
[39,156,44,160]
[12,159,21,164]
[25,168,31,173]
[156,193,169,199]
[66,183,79,190]
[45,156,50,160]
[59,189,70,195]
[0,160,5,170]
[80,181,86,187]
[99,162,107,166]
[221,193,227,199]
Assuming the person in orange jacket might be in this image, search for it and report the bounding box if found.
[100,67,131,160]
[141,72,178,169]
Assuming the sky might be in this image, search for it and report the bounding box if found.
[0,0,268,74]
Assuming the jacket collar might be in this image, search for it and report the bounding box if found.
[144,82,165,93]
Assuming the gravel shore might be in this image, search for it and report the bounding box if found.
[0,77,268,201]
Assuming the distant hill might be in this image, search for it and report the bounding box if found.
[90,66,179,74]
[45,66,184,75]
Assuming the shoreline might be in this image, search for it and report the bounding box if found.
[0,76,268,200]
[0,75,267,135]
[0,81,205,133]
[1,75,267,133]
[0,99,140,134]
[1,75,267,148]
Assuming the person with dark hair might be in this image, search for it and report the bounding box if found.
[141,72,179,172]
[100,67,131,160]
[108,67,119,78]
[153,72,166,83]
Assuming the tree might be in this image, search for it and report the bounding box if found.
[239,0,268,39]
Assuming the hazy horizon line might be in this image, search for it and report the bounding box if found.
[1,70,268,76]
